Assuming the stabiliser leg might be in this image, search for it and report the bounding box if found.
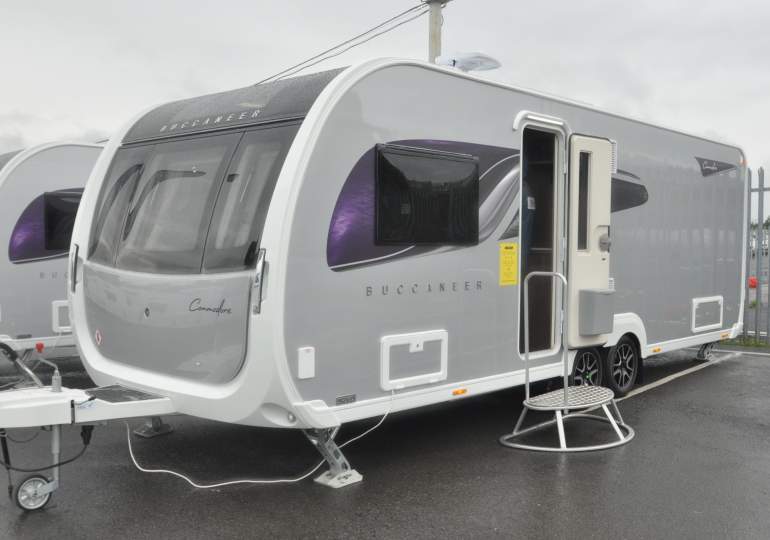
[303,428,362,488]
[133,416,173,439]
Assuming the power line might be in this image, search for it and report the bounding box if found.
[273,8,430,82]
[254,2,429,86]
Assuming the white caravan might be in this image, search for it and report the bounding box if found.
[0,142,102,360]
[0,59,747,504]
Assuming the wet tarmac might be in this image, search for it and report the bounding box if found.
[0,349,768,539]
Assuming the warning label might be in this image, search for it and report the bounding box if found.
[499,242,519,286]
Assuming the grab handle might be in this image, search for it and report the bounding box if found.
[522,271,568,403]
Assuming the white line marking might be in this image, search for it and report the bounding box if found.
[619,352,741,401]
[715,348,770,357]
[685,346,770,358]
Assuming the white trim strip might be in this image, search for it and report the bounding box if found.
[619,351,740,401]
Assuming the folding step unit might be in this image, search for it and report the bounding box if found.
[499,271,634,452]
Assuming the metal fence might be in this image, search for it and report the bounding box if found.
[744,167,769,341]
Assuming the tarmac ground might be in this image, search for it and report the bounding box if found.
[0,348,768,539]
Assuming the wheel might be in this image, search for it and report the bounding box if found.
[571,348,603,386]
[13,475,51,511]
[604,336,639,397]
[696,342,716,361]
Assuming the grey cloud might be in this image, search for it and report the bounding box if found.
[0,132,25,155]
[0,0,767,167]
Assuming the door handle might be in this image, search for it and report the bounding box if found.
[598,226,611,253]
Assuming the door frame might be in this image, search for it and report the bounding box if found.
[513,111,571,361]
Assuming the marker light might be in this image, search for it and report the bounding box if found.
[452,388,468,396]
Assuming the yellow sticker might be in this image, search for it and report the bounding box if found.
[499,242,519,286]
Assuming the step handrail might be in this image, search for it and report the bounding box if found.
[522,271,569,404]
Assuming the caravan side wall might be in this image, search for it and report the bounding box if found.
[281,63,745,410]
[0,144,101,351]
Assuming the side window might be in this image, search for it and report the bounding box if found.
[375,144,479,245]
[9,189,83,264]
[44,190,82,251]
[577,152,590,250]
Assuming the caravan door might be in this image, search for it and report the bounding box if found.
[567,135,614,348]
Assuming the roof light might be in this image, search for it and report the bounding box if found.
[436,52,502,72]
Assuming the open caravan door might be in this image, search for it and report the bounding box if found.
[567,135,614,348]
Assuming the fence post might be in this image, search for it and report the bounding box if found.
[761,168,769,343]
[745,169,752,338]
[755,168,764,341]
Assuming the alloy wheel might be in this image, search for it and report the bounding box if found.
[611,343,637,389]
[573,349,601,386]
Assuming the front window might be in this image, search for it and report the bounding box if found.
[88,123,298,274]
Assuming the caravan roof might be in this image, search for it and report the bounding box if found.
[0,150,22,172]
[123,68,344,144]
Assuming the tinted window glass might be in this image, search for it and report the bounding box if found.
[114,133,240,274]
[376,144,479,245]
[9,189,83,264]
[89,146,149,265]
[577,152,590,250]
[203,124,299,272]
[44,190,82,251]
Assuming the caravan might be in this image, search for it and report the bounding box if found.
[0,143,102,360]
[0,58,747,502]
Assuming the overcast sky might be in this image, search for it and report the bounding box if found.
[1,0,769,173]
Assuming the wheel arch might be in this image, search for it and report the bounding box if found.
[605,313,648,354]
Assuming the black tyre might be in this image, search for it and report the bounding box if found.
[696,342,716,361]
[571,348,603,387]
[14,475,51,511]
[604,336,639,397]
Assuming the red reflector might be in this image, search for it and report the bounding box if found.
[35,342,45,353]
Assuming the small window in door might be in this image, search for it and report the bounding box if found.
[375,144,479,245]
[577,152,590,250]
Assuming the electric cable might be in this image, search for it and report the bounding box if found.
[0,429,40,444]
[272,8,430,83]
[0,378,25,391]
[126,390,396,488]
[1,445,88,473]
[254,2,429,85]
[0,426,94,473]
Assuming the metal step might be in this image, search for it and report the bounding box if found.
[524,385,615,411]
[85,385,164,403]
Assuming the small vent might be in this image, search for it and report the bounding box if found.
[609,139,618,174]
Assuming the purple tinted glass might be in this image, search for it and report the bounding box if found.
[327,140,517,270]
[9,189,83,264]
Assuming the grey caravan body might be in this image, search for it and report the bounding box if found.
[70,59,746,429]
[0,143,102,355]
